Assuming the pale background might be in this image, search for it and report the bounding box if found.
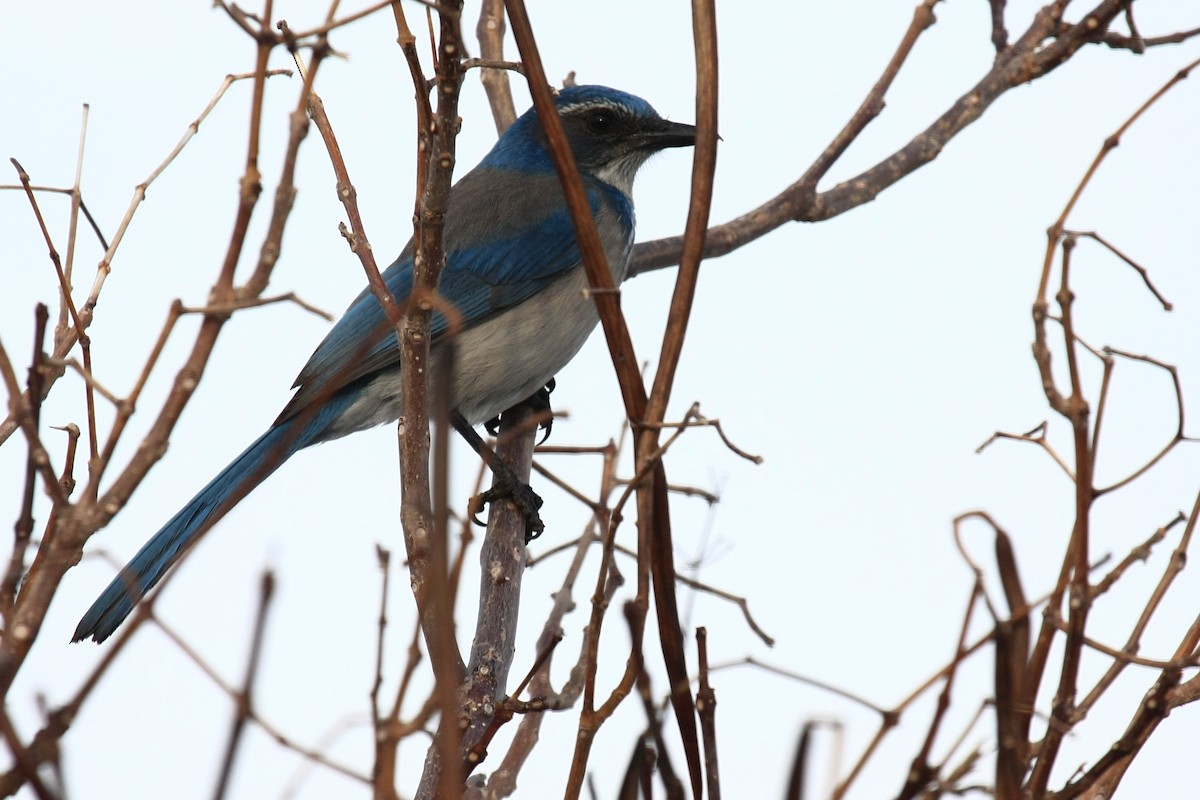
[3,1,1200,798]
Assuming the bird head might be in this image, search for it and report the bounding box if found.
[482,85,697,193]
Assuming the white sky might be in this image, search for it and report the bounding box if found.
[4,1,1200,798]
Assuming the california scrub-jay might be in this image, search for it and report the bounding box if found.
[74,85,696,643]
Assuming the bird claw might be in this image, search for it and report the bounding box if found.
[468,472,546,542]
[485,379,556,443]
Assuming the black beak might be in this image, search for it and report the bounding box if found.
[639,119,698,151]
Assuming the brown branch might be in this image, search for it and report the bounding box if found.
[1043,56,1200,271]
[386,3,468,797]
[1095,348,1190,496]
[0,327,70,694]
[0,68,291,456]
[60,92,91,328]
[464,636,562,774]
[2,307,49,622]
[298,15,470,795]
[0,580,161,796]
[1046,615,1198,670]
[950,509,1033,798]
[50,424,81,499]
[503,2,646,420]
[284,0,412,40]
[1077,503,1198,718]
[212,571,276,800]
[0,707,54,800]
[706,656,889,718]
[1089,513,1184,601]
[1051,573,1200,799]
[1063,230,1173,311]
[151,612,370,786]
[832,547,1113,800]
[644,0,719,429]
[989,0,1009,52]
[483,443,621,797]
[10,158,98,461]
[501,4,693,795]
[0,3,326,757]
[695,627,721,800]
[459,404,537,770]
[305,86,404,328]
[370,546,401,800]
[1026,233,1097,798]
[1097,25,1200,51]
[975,420,1076,480]
[530,459,607,515]
[1024,56,1200,796]
[179,291,334,321]
[630,2,1179,276]
[474,0,517,134]
[639,409,763,464]
[895,584,982,800]
[611,543,774,647]
[89,53,310,513]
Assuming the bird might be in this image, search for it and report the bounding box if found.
[73,85,696,643]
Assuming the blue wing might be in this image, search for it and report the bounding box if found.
[278,170,609,423]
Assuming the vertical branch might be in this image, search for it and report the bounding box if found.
[1017,61,1200,798]
[60,105,90,329]
[1053,492,1200,799]
[895,584,981,799]
[696,627,721,800]
[370,546,402,800]
[1027,241,1097,797]
[313,7,468,793]
[994,525,1031,797]
[644,0,717,424]
[484,443,620,796]
[638,4,720,796]
[9,159,97,463]
[460,405,536,766]
[503,0,716,790]
[0,333,67,696]
[571,461,633,795]
[212,571,275,800]
[500,7,661,792]
[403,3,466,798]
[217,0,276,296]
[391,2,432,200]
[475,0,516,133]
[1020,60,1200,795]
[502,0,645,415]
[2,307,49,621]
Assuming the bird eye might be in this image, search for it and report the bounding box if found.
[584,109,617,135]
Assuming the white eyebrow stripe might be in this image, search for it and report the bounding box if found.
[557,100,627,116]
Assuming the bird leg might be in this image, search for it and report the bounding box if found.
[451,410,545,541]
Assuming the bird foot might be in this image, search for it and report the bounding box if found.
[469,468,546,543]
[485,378,556,444]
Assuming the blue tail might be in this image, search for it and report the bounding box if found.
[73,406,336,643]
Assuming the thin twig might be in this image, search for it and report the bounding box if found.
[212,571,276,800]
[695,627,721,800]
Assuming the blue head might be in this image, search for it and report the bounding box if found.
[480,85,696,193]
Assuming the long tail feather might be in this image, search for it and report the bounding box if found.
[73,410,328,643]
